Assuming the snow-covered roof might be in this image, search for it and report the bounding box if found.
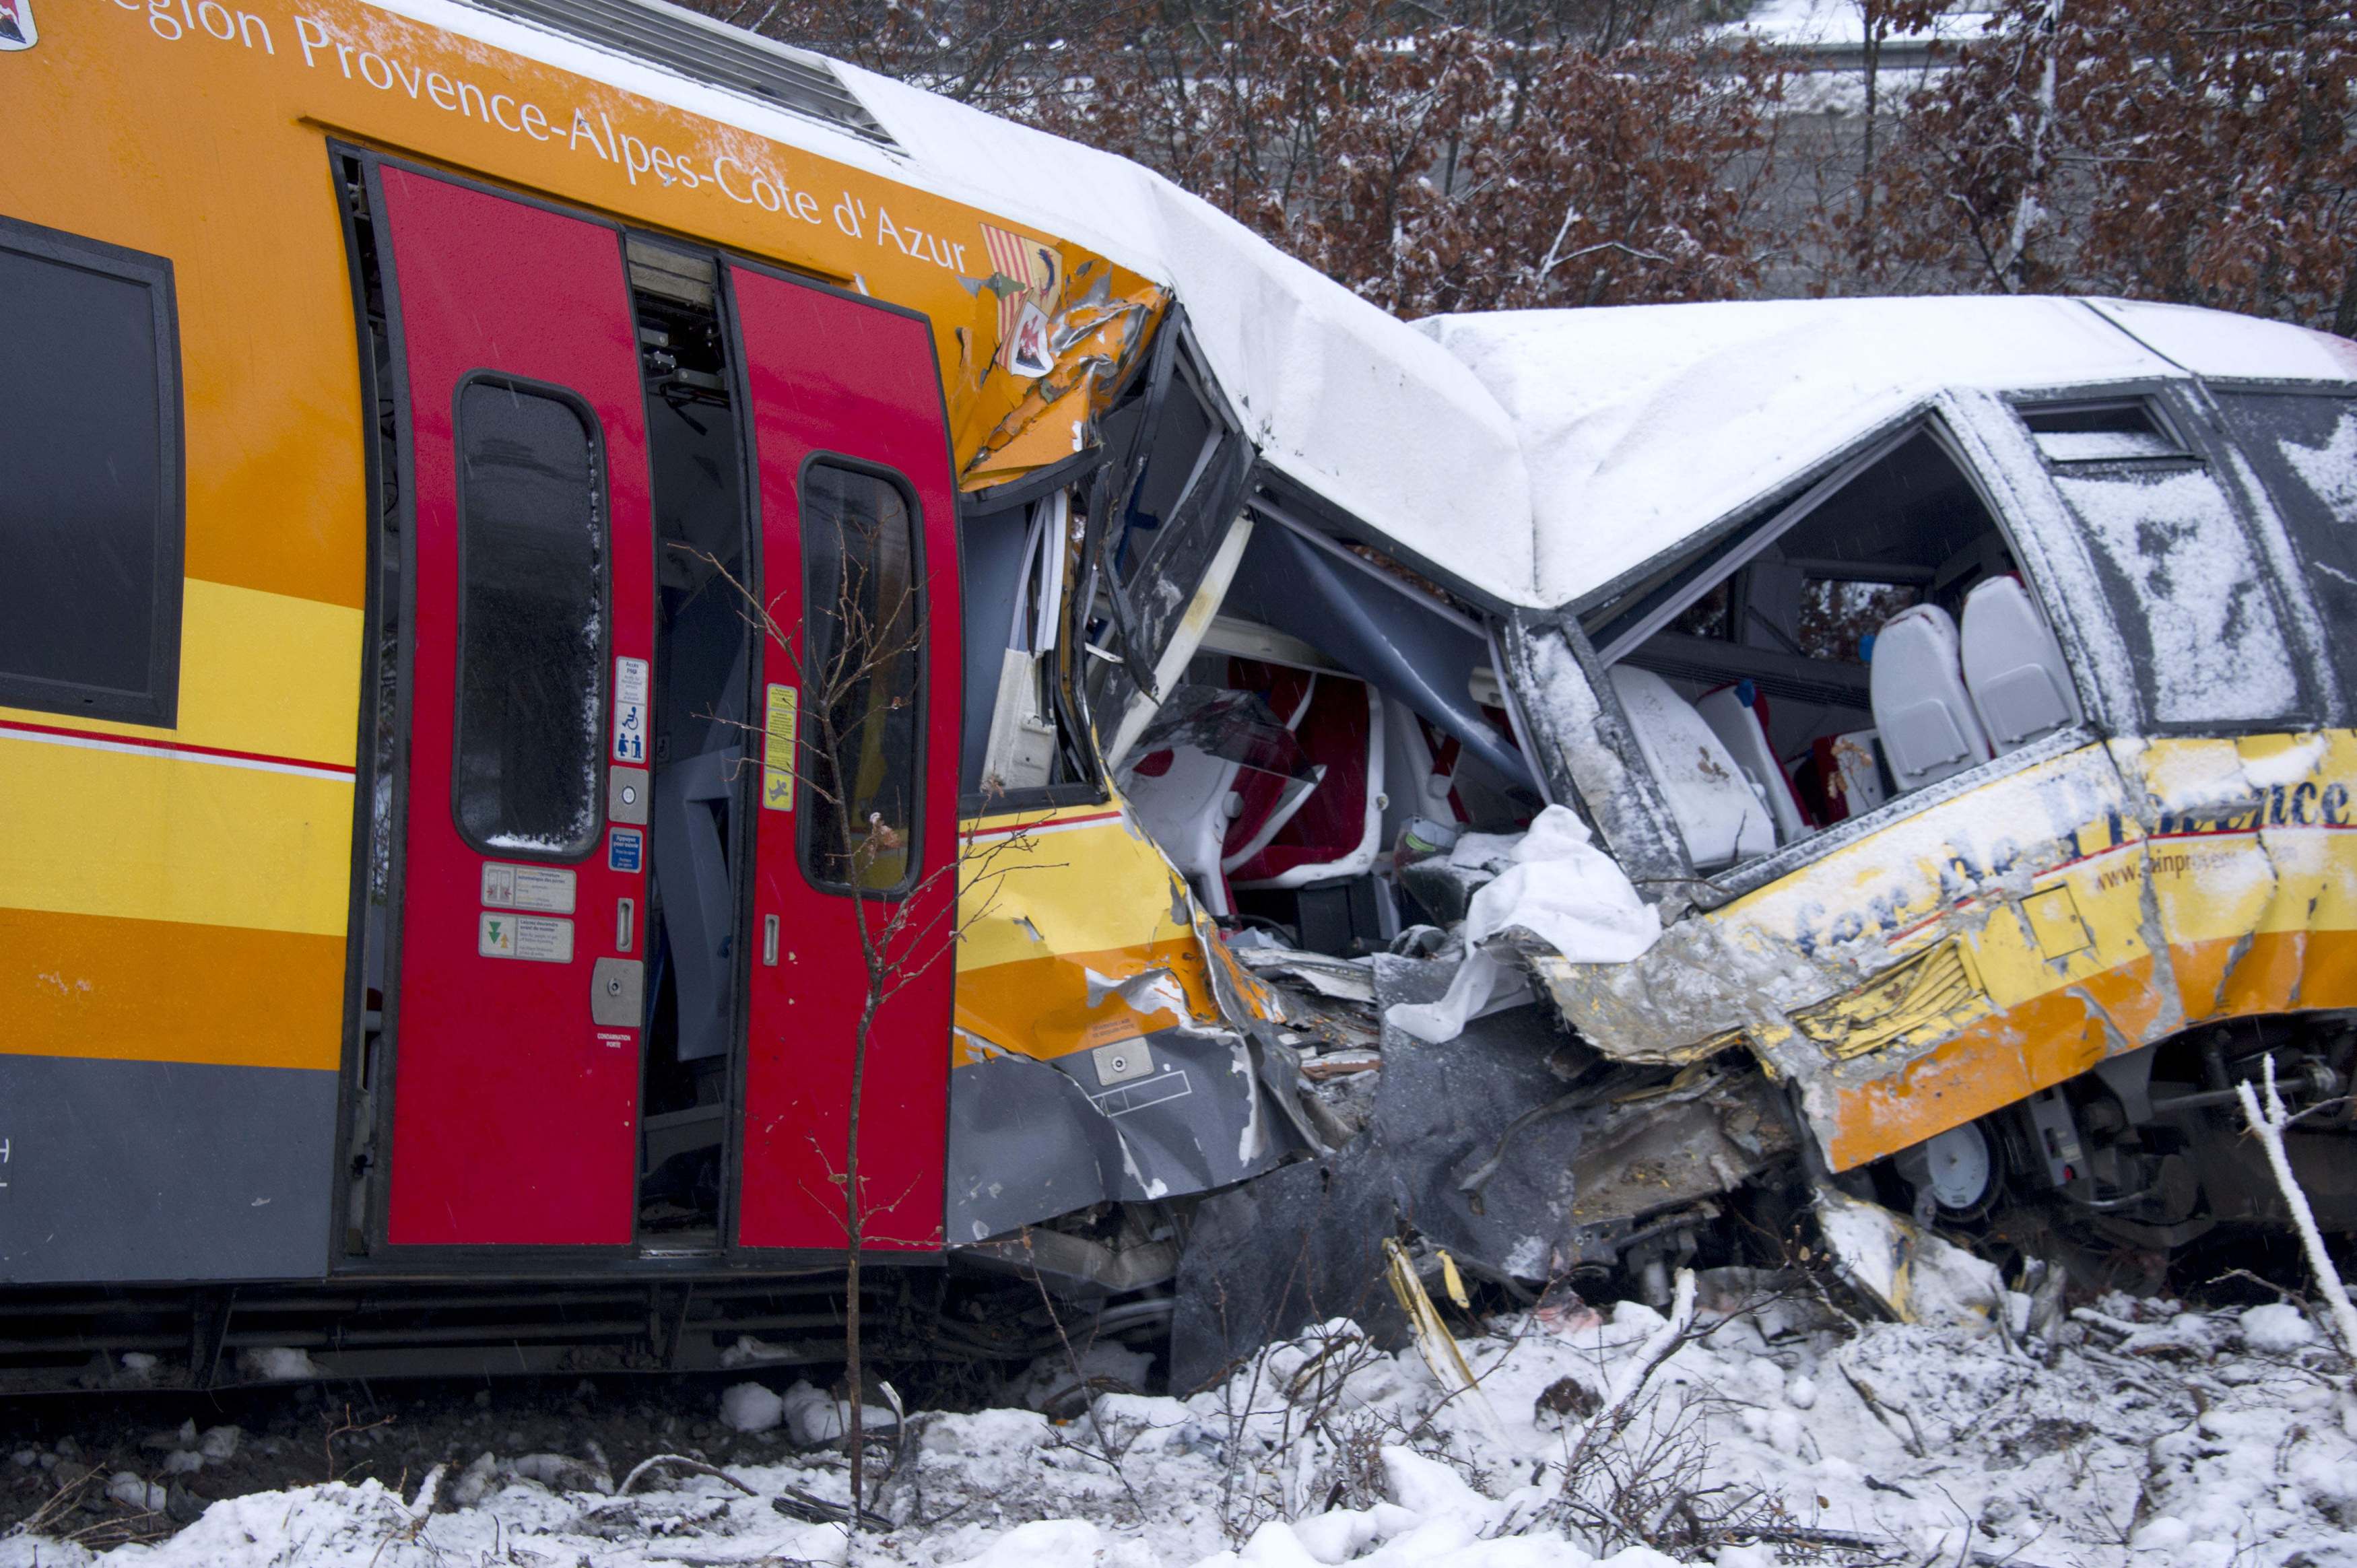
[835,68,1535,604]
[397,0,1536,607]
[1418,296,2357,611]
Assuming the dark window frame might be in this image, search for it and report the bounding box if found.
[793,450,927,901]
[447,369,612,862]
[0,215,185,727]
[2012,393,2195,467]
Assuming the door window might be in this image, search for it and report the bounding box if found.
[453,378,607,856]
[800,461,922,893]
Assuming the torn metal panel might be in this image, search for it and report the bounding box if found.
[945,1022,1284,1241]
[1222,512,1536,792]
[958,268,1162,491]
[1562,1069,1794,1233]
[1172,987,1586,1389]
[1171,952,1797,1384]
[1496,613,1690,893]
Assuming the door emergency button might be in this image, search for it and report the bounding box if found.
[590,957,644,1027]
[608,766,649,825]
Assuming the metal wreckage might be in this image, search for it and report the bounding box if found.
[960,292,2357,1390]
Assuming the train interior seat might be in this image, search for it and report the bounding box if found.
[1696,681,1810,845]
[1959,574,2082,751]
[1609,665,1776,870]
[1224,662,1386,889]
[1869,603,1993,791]
[1121,735,1255,918]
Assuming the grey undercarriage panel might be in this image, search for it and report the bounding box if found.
[944,1023,1298,1244]
[0,1055,335,1284]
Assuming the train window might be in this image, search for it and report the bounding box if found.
[453,377,607,857]
[2048,457,2300,726]
[800,461,922,895]
[0,218,182,726]
[2211,390,2357,700]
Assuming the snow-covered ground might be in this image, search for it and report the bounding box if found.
[7,1279,2352,1568]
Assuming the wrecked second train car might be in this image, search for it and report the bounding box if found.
[1066,297,2357,1379]
[7,0,2354,1392]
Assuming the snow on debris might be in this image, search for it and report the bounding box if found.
[1387,806,1661,1045]
[13,1285,2354,1568]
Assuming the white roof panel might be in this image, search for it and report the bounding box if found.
[838,65,1535,603]
[2083,298,2357,384]
[1413,296,2333,608]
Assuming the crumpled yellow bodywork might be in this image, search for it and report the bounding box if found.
[950,795,1275,1068]
[1537,730,2357,1171]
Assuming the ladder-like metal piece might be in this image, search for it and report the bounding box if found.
[461,0,902,153]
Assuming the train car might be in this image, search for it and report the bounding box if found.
[0,0,1525,1383]
[1426,298,2357,1293]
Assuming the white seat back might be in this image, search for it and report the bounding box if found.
[1696,683,1807,845]
[1959,576,2082,751]
[1609,667,1774,869]
[1119,743,1242,916]
[1869,604,1992,791]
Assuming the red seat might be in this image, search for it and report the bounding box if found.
[1224,658,1384,887]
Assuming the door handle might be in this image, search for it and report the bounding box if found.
[762,914,779,967]
[616,897,634,953]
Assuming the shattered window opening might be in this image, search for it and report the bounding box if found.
[2016,397,2193,465]
[1593,419,2053,871]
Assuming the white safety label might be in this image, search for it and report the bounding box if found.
[479,912,575,963]
[480,862,577,914]
[613,656,650,763]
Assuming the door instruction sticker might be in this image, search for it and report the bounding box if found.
[480,862,577,914]
[613,656,649,763]
[607,827,644,873]
[479,912,574,963]
[762,683,798,811]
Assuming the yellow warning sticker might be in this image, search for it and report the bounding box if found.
[762,683,798,812]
